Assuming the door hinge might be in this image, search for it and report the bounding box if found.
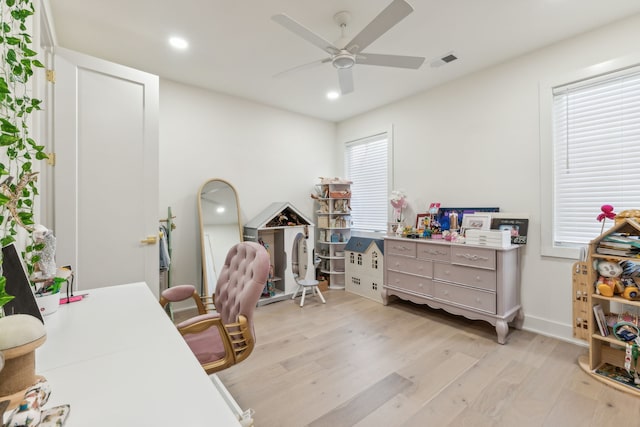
[46,152,56,166]
[46,69,55,83]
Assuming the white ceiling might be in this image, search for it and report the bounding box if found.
[48,0,640,122]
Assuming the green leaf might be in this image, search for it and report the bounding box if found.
[0,134,19,146]
[0,193,10,205]
[35,151,48,160]
[5,36,20,45]
[6,0,16,7]
[0,121,19,134]
[18,211,34,225]
[21,161,32,171]
[1,236,15,246]
[32,59,44,68]
[22,47,37,57]
[6,49,16,64]
[0,78,9,94]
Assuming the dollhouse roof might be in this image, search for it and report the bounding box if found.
[345,236,384,254]
[244,202,314,230]
[590,218,640,244]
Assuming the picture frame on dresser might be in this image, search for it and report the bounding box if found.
[491,217,529,244]
[461,213,491,231]
[416,213,428,229]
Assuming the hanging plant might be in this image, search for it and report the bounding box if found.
[0,0,47,310]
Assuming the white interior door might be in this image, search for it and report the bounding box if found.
[53,47,160,297]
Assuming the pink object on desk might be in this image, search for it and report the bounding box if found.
[59,295,84,304]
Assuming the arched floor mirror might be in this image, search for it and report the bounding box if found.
[198,178,241,296]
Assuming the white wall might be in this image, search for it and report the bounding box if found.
[337,13,640,342]
[159,80,336,290]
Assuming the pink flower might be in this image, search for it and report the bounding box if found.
[597,204,616,222]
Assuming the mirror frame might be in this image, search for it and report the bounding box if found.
[197,178,242,297]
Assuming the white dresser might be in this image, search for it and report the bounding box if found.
[383,237,523,344]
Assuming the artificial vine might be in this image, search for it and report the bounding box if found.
[0,0,47,309]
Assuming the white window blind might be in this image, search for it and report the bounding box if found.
[345,133,389,232]
[552,66,640,247]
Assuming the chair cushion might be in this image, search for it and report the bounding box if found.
[179,313,226,364]
[214,242,270,337]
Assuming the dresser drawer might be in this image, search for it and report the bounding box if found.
[386,255,432,278]
[434,282,496,314]
[433,263,497,291]
[386,270,433,297]
[450,246,496,270]
[416,243,451,262]
[386,240,417,257]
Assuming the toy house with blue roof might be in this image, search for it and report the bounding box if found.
[344,236,384,303]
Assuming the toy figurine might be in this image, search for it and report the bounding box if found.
[595,260,624,297]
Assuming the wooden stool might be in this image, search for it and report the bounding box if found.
[0,314,47,410]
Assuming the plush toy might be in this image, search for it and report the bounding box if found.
[596,260,624,297]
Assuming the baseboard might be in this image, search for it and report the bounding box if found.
[521,314,588,347]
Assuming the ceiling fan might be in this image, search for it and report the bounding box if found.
[272,0,425,95]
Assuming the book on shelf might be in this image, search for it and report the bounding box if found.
[594,363,640,391]
[603,234,640,248]
[593,304,609,336]
[595,247,640,257]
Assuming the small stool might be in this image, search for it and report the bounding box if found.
[291,279,326,307]
[0,314,47,410]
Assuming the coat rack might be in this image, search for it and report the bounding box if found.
[159,206,176,290]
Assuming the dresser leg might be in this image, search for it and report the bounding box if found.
[495,320,509,344]
[512,308,525,330]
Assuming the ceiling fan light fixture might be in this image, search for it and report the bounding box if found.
[169,36,189,50]
[326,91,340,100]
[332,53,355,69]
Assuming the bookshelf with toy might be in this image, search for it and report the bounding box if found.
[577,218,640,396]
[312,179,352,290]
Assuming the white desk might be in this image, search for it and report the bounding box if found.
[33,282,241,426]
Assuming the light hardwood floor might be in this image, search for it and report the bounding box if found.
[180,290,640,426]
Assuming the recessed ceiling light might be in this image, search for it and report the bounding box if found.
[169,36,189,50]
[327,91,340,100]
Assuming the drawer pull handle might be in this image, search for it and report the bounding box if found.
[394,245,411,252]
[457,253,489,261]
[425,249,447,255]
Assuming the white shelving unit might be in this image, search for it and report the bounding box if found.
[314,181,351,290]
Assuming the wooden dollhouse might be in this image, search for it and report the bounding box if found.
[243,202,315,305]
[344,236,384,303]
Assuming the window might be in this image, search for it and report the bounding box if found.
[344,132,390,232]
[546,64,640,254]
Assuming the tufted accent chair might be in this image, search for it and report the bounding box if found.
[160,241,270,374]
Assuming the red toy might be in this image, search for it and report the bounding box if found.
[597,204,616,234]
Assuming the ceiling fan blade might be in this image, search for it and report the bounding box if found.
[274,58,331,79]
[338,68,354,95]
[345,0,413,54]
[356,53,425,69]
[272,14,341,55]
